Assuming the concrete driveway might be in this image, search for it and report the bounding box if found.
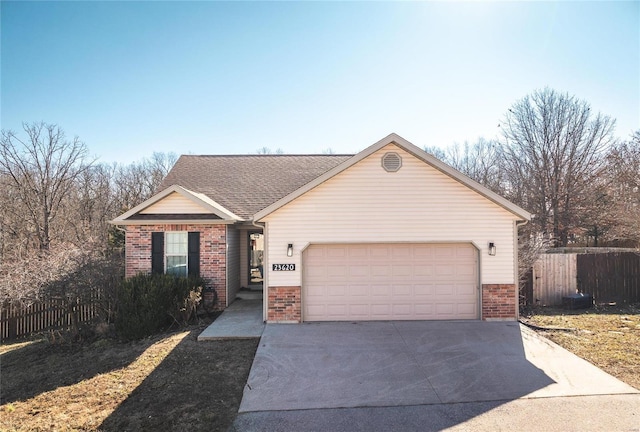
[232,321,640,431]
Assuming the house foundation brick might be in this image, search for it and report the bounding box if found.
[482,284,516,320]
[125,224,227,310]
[267,286,301,322]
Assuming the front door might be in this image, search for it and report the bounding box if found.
[248,232,264,287]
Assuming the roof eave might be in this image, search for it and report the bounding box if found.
[109,219,237,226]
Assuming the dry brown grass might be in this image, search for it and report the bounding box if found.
[522,304,640,390]
[0,321,258,432]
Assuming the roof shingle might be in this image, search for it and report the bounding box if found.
[159,154,353,219]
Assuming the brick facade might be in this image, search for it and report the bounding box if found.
[267,286,301,322]
[481,284,516,320]
[125,224,228,310]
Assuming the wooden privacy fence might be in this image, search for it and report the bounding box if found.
[529,252,640,306]
[531,254,577,306]
[1,292,105,341]
[577,253,640,304]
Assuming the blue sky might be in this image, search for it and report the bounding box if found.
[2,1,638,164]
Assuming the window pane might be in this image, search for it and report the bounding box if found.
[166,232,187,255]
[166,256,187,277]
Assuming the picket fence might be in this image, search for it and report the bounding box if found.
[1,292,104,341]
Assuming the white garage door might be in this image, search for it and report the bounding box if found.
[303,243,478,321]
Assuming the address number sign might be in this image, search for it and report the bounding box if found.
[272,264,295,271]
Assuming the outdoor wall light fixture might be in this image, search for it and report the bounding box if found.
[287,243,293,257]
[488,242,496,256]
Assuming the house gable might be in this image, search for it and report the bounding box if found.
[292,142,520,225]
[254,133,531,222]
[111,185,240,225]
[140,192,213,214]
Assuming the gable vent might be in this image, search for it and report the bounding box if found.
[381,152,402,172]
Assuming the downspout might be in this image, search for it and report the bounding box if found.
[515,219,530,320]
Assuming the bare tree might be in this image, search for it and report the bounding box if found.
[499,88,616,246]
[0,123,93,251]
[601,130,640,246]
[255,147,284,155]
[64,163,118,247]
[424,145,447,161]
[112,152,177,213]
[426,138,505,194]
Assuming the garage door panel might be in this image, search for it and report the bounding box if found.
[348,247,368,258]
[349,304,370,316]
[371,247,391,258]
[327,285,346,296]
[326,304,347,317]
[326,265,348,278]
[457,283,477,296]
[457,303,478,315]
[435,284,454,295]
[303,243,478,321]
[392,265,412,277]
[436,264,455,276]
[305,265,328,279]
[307,285,326,297]
[414,265,435,277]
[372,265,391,277]
[307,303,326,315]
[456,246,476,258]
[435,246,456,260]
[392,285,413,297]
[347,284,368,295]
[326,246,347,258]
[305,247,326,259]
[435,303,455,316]
[457,265,476,277]
[392,246,412,259]
[414,245,435,258]
[392,304,413,316]
[414,303,434,315]
[349,265,370,278]
[371,304,391,316]
[370,284,391,296]
[414,284,435,296]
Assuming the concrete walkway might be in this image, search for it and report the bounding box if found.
[197,299,264,341]
[232,320,639,431]
[231,394,640,432]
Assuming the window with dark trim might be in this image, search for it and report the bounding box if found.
[166,232,188,276]
[151,231,200,277]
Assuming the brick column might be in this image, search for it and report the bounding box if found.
[125,225,156,277]
[267,286,301,323]
[482,284,516,320]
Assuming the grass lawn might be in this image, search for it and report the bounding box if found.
[521,303,640,390]
[0,319,258,432]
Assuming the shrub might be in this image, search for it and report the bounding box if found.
[115,273,205,340]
